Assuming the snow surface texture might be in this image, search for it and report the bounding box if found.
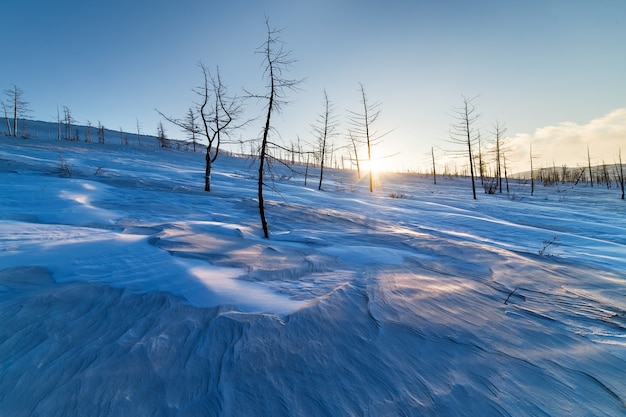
[1,135,625,416]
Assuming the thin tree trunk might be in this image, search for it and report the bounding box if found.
[318,103,328,191]
[466,106,477,200]
[351,134,361,179]
[57,105,61,140]
[496,133,502,193]
[478,132,485,188]
[530,143,535,196]
[503,155,510,193]
[587,145,593,187]
[618,148,625,200]
[431,147,437,185]
[357,85,374,192]
[258,74,274,239]
[205,148,212,192]
[136,119,142,147]
[3,103,13,136]
[13,89,18,137]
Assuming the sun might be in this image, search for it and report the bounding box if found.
[362,158,392,174]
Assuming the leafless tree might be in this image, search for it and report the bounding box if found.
[56,105,62,140]
[295,136,304,164]
[158,64,242,191]
[304,153,311,186]
[157,121,168,148]
[502,153,510,193]
[119,127,128,145]
[530,142,538,196]
[492,121,507,193]
[587,145,594,187]
[449,96,480,199]
[312,89,339,191]
[198,65,244,190]
[62,106,74,140]
[348,130,362,179]
[251,18,301,238]
[3,85,29,137]
[347,83,388,192]
[431,146,437,185]
[476,130,486,188]
[97,122,106,144]
[85,121,93,143]
[2,102,12,136]
[136,119,142,146]
[600,161,611,189]
[617,148,625,200]
[185,107,198,152]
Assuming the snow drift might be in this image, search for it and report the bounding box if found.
[1,135,625,416]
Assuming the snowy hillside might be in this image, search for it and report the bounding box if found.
[1,135,625,416]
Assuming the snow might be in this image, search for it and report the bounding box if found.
[1,134,625,416]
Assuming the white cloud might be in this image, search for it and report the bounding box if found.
[507,108,626,172]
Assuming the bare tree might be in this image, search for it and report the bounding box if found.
[492,121,507,193]
[158,64,242,191]
[304,153,311,186]
[477,130,486,188]
[502,153,510,193]
[252,18,301,238]
[157,121,168,148]
[136,119,142,146]
[62,106,74,140]
[348,130,361,179]
[85,121,93,143]
[347,83,387,192]
[185,107,198,152]
[198,65,243,191]
[587,144,594,187]
[97,122,106,144]
[449,96,480,199]
[601,161,611,189]
[2,102,12,136]
[56,105,62,140]
[3,85,29,137]
[431,146,437,185]
[119,127,128,145]
[530,142,537,196]
[295,136,304,164]
[312,89,339,191]
[617,148,625,200]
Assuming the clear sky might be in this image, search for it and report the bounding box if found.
[3,0,625,173]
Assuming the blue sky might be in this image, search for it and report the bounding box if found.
[3,0,625,172]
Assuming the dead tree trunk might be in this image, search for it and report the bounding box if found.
[314,90,337,191]
[431,147,437,185]
[587,145,593,188]
[258,75,274,238]
[347,83,385,192]
[449,96,479,199]
[530,142,535,196]
[349,131,361,179]
[253,18,300,238]
[493,121,507,193]
[617,148,625,200]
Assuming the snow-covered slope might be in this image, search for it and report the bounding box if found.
[1,136,624,416]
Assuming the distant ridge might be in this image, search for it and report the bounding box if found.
[1,118,193,149]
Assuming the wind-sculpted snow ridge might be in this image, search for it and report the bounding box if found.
[2,260,624,416]
[1,136,625,416]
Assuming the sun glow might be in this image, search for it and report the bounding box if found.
[361,157,394,174]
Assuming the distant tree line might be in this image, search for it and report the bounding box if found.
[3,17,624,240]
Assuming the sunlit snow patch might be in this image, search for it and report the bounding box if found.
[319,245,405,265]
[183,260,305,314]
